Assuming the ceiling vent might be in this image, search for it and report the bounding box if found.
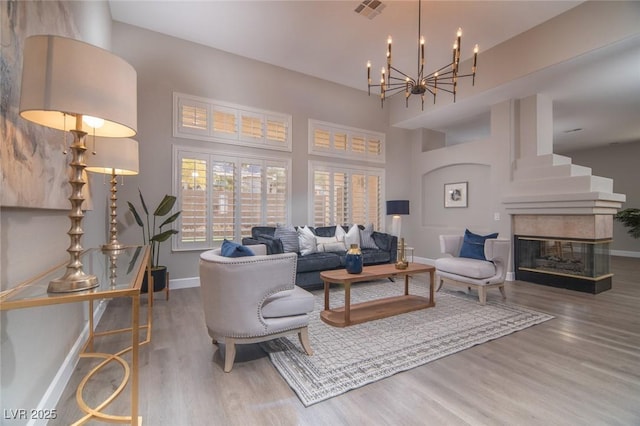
[355,0,386,20]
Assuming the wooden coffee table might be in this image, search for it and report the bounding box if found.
[320,262,435,327]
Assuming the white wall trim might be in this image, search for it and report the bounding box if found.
[30,301,107,426]
[170,276,201,290]
[611,249,640,259]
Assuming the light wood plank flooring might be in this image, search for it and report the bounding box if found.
[52,256,640,425]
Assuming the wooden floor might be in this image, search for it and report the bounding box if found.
[53,256,640,425]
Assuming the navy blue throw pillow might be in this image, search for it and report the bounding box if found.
[459,229,498,261]
[221,239,255,258]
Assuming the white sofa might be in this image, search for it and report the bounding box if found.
[199,244,314,372]
[435,235,510,305]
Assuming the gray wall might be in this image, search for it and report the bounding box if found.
[405,100,514,261]
[566,141,640,253]
[109,22,413,280]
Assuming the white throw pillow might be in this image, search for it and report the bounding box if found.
[316,235,345,252]
[332,226,348,250]
[345,224,361,248]
[297,226,317,256]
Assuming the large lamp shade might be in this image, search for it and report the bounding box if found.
[86,138,139,176]
[386,200,410,215]
[86,138,139,251]
[386,200,410,237]
[19,35,137,137]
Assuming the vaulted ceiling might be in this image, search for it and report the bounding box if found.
[109,1,640,153]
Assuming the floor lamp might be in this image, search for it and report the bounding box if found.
[86,138,139,251]
[386,200,410,238]
[19,35,137,293]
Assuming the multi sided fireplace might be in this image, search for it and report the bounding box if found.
[514,235,612,293]
[512,214,614,294]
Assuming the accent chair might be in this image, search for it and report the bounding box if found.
[435,234,510,305]
[199,244,314,372]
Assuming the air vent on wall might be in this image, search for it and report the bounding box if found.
[355,0,386,20]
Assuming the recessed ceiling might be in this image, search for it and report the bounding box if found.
[109,1,640,153]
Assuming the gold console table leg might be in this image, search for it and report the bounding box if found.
[73,293,143,425]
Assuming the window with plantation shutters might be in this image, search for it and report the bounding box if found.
[211,160,236,242]
[174,146,291,250]
[314,129,331,150]
[177,98,209,137]
[308,119,385,163]
[266,119,288,145]
[180,156,208,243]
[174,93,292,152]
[309,161,383,230]
[266,164,287,224]
[240,113,263,141]
[212,107,237,138]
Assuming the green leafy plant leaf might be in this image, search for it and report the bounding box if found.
[129,189,182,268]
[127,201,144,227]
[615,208,640,239]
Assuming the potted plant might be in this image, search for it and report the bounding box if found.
[615,208,640,239]
[128,189,181,293]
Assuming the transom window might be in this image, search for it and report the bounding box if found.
[308,119,385,163]
[174,93,292,152]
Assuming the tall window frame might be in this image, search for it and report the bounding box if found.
[309,160,385,230]
[173,145,291,251]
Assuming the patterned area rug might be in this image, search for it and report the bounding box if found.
[262,279,553,406]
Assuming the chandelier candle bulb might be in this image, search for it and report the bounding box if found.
[387,36,392,60]
[473,44,478,75]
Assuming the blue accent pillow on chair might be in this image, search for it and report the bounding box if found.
[221,239,255,258]
[459,229,498,261]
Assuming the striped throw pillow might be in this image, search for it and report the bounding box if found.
[275,224,300,253]
[359,223,379,249]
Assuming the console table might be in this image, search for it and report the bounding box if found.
[0,246,152,425]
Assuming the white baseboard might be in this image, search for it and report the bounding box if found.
[611,249,640,258]
[170,276,200,290]
[30,300,107,426]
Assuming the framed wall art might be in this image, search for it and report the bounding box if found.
[1,1,83,209]
[444,182,468,208]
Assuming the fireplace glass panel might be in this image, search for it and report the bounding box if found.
[516,237,610,279]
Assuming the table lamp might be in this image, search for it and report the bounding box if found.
[19,35,137,293]
[86,138,139,251]
[386,200,410,237]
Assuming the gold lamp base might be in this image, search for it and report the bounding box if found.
[47,128,99,294]
[102,242,126,251]
[395,261,409,270]
[395,237,409,270]
[48,271,99,293]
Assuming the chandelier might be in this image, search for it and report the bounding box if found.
[367,0,478,110]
